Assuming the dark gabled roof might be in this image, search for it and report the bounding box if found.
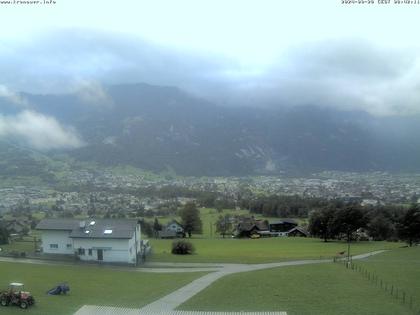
[36,218,138,239]
[36,219,80,231]
[237,219,269,232]
[287,226,309,236]
[269,219,298,225]
[71,219,138,239]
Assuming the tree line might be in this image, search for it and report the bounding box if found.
[308,203,420,246]
[240,194,331,218]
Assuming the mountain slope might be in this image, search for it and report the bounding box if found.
[2,83,420,176]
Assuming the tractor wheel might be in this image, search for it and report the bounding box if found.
[0,298,9,306]
[20,301,28,309]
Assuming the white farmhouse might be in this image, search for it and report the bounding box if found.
[36,218,142,265]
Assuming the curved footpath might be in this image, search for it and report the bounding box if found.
[74,250,387,315]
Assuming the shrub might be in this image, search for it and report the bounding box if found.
[171,240,195,255]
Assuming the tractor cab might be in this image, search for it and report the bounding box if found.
[9,282,25,293]
[9,283,29,299]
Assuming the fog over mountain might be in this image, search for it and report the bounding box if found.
[1,81,420,176]
[2,30,420,116]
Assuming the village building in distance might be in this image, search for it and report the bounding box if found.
[233,217,309,238]
[36,218,145,265]
[158,219,186,239]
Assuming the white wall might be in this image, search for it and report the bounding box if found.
[40,223,142,265]
[73,238,132,264]
[128,224,142,263]
[40,230,73,254]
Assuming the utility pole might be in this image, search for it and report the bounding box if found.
[347,232,351,266]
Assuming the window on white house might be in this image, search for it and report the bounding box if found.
[78,248,85,255]
[66,244,72,249]
[50,244,58,249]
[88,249,92,255]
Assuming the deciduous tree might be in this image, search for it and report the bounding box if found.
[179,202,202,237]
[215,214,231,238]
[308,207,336,242]
[397,205,420,246]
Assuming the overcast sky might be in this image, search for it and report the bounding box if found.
[1,0,420,117]
[1,0,419,62]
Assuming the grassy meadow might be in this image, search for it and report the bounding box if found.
[1,207,411,315]
[0,261,206,315]
[149,237,400,263]
[357,246,420,305]
[146,207,401,263]
[179,256,414,315]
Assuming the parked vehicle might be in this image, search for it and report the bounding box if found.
[0,283,35,309]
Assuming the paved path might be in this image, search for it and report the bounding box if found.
[73,250,387,315]
[75,308,287,315]
[0,256,219,273]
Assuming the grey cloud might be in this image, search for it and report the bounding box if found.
[0,29,236,97]
[0,84,30,108]
[72,80,114,107]
[230,40,420,116]
[1,31,420,117]
[0,110,85,150]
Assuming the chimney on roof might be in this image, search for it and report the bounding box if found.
[79,221,86,229]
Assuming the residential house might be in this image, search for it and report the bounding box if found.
[36,218,143,265]
[2,218,30,236]
[233,218,270,238]
[287,226,309,237]
[269,219,298,236]
[234,217,309,238]
[158,219,185,238]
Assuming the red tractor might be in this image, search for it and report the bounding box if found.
[0,283,35,309]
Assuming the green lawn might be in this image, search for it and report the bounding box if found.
[149,237,400,263]
[357,246,420,306]
[0,261,206,315]
[179,262,412,315]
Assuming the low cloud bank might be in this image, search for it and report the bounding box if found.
[0,110,85,150]
[0,84,29,108]
[2,31,420,116]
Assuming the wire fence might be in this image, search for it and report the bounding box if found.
[333,256,419,315]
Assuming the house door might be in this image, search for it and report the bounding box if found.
[97,249,103,261]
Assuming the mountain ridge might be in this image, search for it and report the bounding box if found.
[2,83,420,176]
